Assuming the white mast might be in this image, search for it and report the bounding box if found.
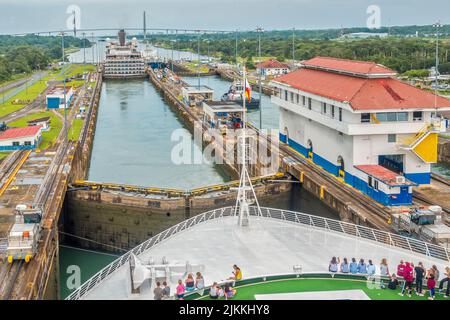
[234,66,263,227]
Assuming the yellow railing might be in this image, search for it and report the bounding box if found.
[400,124,433,148]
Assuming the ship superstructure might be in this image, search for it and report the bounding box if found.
[103,30,146,79]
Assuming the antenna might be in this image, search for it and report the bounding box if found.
[234,66,263,227]
[143,11,147,42]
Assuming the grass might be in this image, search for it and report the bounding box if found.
[0,152,10,161]
[195,278,446,301]
[181,61,211,73]
[68,118,83,142]
[7,111,62,150]
[0,78,49,118]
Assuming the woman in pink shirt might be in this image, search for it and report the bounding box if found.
[176,279,186,300]
[399,262,414,297]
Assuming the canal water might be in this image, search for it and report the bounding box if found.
[61,44,339,300]
[182,75,280,130]
[87,79,231,188]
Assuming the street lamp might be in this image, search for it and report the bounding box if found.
[256,27,264,129]
[432,21,442,117]
[60,31,68,142]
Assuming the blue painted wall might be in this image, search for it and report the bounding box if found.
[280,136,413,206]
[47,97,60,109]
[404,172,431,185]
[0,144,36,151]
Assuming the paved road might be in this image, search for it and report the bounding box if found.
[0,71,48,103]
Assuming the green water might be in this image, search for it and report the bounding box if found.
[59,245,119,299]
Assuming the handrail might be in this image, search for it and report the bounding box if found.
[66,206,450,300]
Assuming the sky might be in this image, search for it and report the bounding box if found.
[0,0,449,35]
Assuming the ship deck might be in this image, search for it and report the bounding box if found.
[74,207,449,300]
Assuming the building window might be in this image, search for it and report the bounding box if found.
[296,94,299,104]
[331,105,335,118]
[388,134,396,143]
[339,108,342,121]
[368,176,373,188]
[322,102,327,114]
[308,98,312,110]
[413,111,423,121]
[302,96,306,106]
[374,180,379,190]
[361,113,371,123]
[376,112,408,122]
[290,92,294,102]
[24,141,32,146]
[284,90,288,101]
[12,141,20,146]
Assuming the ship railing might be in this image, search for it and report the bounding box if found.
[66,206,449,300]
[66,207,234,300]
[254,207,449,262]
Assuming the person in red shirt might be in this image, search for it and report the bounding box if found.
[397,260,405,278]
[399,262,414,297]
[427,274,436,300]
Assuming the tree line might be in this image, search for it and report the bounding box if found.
[0,35,90,82]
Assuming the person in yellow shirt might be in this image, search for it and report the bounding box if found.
[229,265,242,281]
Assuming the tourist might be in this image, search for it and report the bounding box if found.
[176,279,185,300]
[195,272,205,289]
[217,285,225,299]
[349,258,358,274]
[387,274,399,290]
[397,260,405,278]
[438,266,450,298]
[209,282,219,299]
[380,258,389,277]
[229,265,242,280]
[414,262,425,296]
[329,257,340,273]
[427,274,436,300]
[357,258,367,274]
[185,273,195,291]
[224,283,236,300]
[162,281,170,299]
[367,260,376,276]
[153,281,163,300]
[399,262,414,297]
[340,258,349,273]
[432,265,440,282]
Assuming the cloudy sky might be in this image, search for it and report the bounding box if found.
[0,0,448,34]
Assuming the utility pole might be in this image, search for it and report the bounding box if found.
[235,29,238,68]
[61,32,67,142]
[81,32,86,87]
[433,21,442,118]
[91,33,95,65]
[171,39,175,73]
[73,10,77,37]
[197,31,201,89]
[292,27,295,68]
[256,27,263,129]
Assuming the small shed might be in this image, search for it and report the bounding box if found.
[182,85,214,107]
[202,101,244,130]
[27,116,51,131]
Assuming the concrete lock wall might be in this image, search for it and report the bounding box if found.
[62,182,291,253]
[438,138,450,166]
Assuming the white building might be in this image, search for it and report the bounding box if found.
[0,126,42,151]
[46,86,74,109]
[271,56,450,206]
[256,59,289,78]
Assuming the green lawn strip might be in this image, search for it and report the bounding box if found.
[68,118,83,141]
[0,152,10,161]
[7,111,62,150]
[197,278,444,301]
[0,77,49,118]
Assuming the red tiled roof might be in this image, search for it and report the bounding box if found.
[274,67,450,111]
[355,165,416,186]
[257,59,288,69]
[0,126,42,140]
[302,56,396,76]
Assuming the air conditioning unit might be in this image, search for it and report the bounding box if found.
[396,176,406,184]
